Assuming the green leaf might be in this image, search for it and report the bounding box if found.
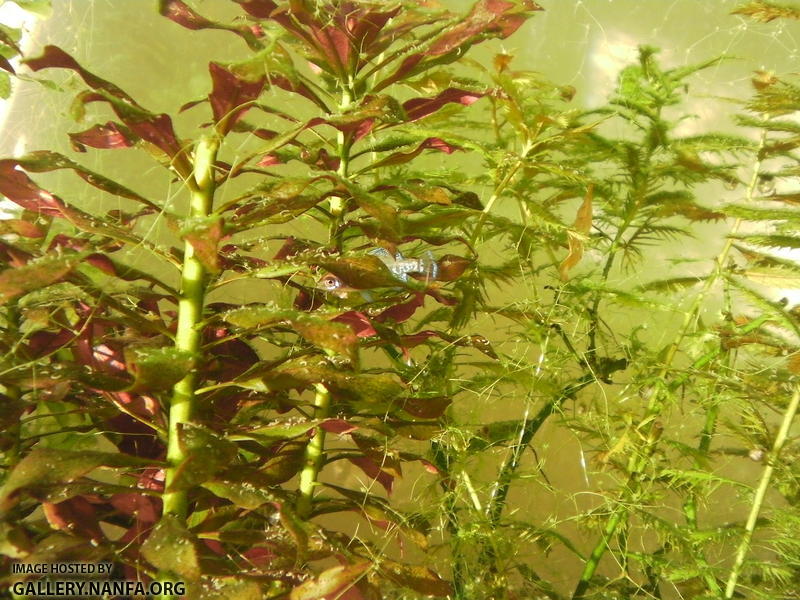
[198,578,262,600]
[733,234,800,249]
[18,532,107,565]
[0,254,79,304]
[638,276,705,294]
[0,71,10,99]
[141,514,201,581]
[293,316,359,363]
[167,424,239,492]
[739,265,800,288]
[289,562,371,600]
[11,151,161,212]
[379,560,453,597]
[126,347,194,392]
[8,0,52,18]
[723,204,800,222]
[224,305,359,361]
[0,449,157,511]
[202,479,277,510]
[0,522,33,559]
[314,255,406,289]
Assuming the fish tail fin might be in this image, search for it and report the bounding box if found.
[421,251,438,281]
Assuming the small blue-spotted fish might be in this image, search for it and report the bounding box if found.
[319,248,439,296]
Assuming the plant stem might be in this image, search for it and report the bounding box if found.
[296,383,331,519]
[724,384,800,598]
[296,85,354,519]
[162,134,219,521]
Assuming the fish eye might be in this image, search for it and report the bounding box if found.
[321,275,340,290]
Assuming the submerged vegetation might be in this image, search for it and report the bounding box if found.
[1,0,800,598]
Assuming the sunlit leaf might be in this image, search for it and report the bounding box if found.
[126,347,194,393]
[0,254,78,304]
[167,424,238,492]
[159,0,262,49]
[180,214,224,273]
[141,514,201,581]
[0,449,158,511]
[290,562,371,600]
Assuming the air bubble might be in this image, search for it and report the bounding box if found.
[757,176,776,195]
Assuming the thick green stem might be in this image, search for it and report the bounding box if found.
[296,384,331,519]
[296,86,353,519]
[724,385,800,598]
[162,135,219,520]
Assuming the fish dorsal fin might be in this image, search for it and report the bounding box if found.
[368,247,395,266]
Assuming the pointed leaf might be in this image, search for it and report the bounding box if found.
[208,61,266,134]
[42,497,104,543]
[126,347,194,393]
[0,254,78,304]
[141,514,201,580]
[380,560,452,597]
[159,0,262,49]
[69,121,135,150]
[0,449,158,511]
[366,137,460,171]
[180,214,224,273]
[290,562,371,600]
[167,424,238,492]
[403,88,483,122]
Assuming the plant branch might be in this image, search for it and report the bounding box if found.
[724,384,800,598]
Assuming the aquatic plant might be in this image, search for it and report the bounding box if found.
[1,1,800,599]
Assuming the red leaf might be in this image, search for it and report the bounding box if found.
[125,113,183,159]
[181,215,224,273]
[110,492,160,524]
[332,311,377,337]
[28,329,73,358]
[428,0,542,56]
[258,153,282,167]
[0,160,66,216]
[25,45,137,104]
[208,62,266,134]
[69,122,135,151]
[348,456,394,494]
[236,0,278,19]
[86,253,117,275]
[0,254,77,304]
[205,327,260,381]
[374,293,425,324]
[25,46,184,161]
[403,88,483,121]
[436,254,471,281]
[159,0,261,49]
[3,219,44,238]
[0,55,15,74]
[369,137,460,170]
[319,419,358,435]
[43,497,105,543]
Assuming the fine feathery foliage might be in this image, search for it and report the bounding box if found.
[2,1,800,599]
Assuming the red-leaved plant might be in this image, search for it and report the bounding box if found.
[0,1,546,597]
